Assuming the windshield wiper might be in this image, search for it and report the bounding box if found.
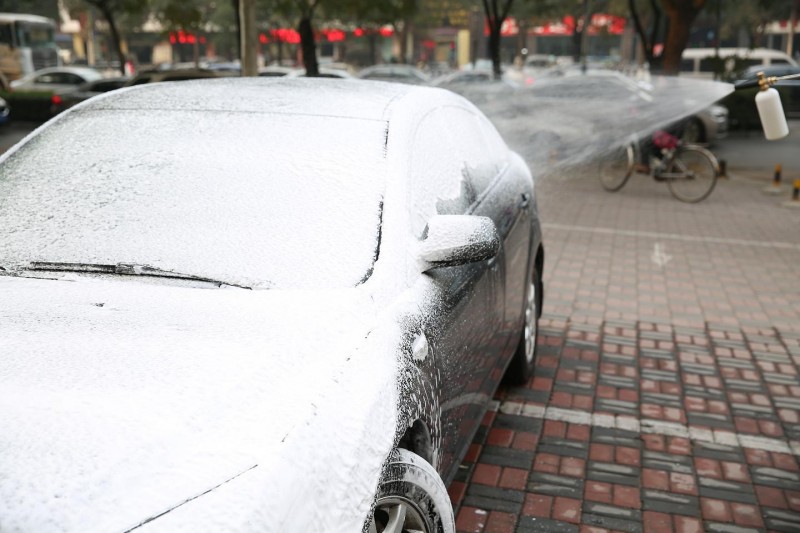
[19,262,251,289]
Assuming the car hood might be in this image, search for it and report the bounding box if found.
[0,275,387,532]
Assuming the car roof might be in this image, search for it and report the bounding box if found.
[741,64,800,78]
[285,68,355,78]
[24,66,103,79]
[78,77,430,121]
[126,68,220,84]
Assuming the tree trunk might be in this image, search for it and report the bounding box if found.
[398,20,411,64]
[298,15,318,76]
[369,33,377,65]
[516,18,527,56]
[629,0,664,69]
[98,5,125,75]
[483,0,515,80]
[571,29,582,63]
[661,1,704,75]
[491,23,504,78]
[572,0,595,66]
[231,0,241,60]
[240,0,258,76]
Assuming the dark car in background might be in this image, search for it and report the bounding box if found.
[721,64,800,128]
[741,64,800,118]
[126,68,223,85]
[59,76,130,110]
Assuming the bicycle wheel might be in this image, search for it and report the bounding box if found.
[666,145,719,203]
[598,142,635,192]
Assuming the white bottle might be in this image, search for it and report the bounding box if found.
[756,87,789,140]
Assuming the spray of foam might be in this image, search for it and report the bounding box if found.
[448,72,734,179]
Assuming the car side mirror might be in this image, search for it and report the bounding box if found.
[418,215,500,272]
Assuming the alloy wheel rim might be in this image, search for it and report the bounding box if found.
[524,280,537,364]
[370,496,430,533]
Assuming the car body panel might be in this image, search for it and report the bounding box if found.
[0,277,384,532]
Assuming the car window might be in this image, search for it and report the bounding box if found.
[36,72,84,85]
[410,109,469,238]
[409,107,506,238]
[34,73,58,84]
[448,108,508,195]
[92,80,126,92]
[0,110,387,290]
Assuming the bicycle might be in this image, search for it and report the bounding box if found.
[598,135,720,203]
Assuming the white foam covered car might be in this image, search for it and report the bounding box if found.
[0,78,544,532]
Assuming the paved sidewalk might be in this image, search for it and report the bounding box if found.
[449,163,800,532]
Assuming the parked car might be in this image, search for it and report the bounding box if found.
[531,68,729,145]
[285,67,356,79]
[59,76,130,109]
[0,96,9,125]
[728,64,800,121]
[0,78,544,533]
[357,64,431,85]
[679,47,797,80]
[9,66,104,92]
[126,68,222,85]
[5,66,106,120]
[257,65,297,77]
[432,68,522,90]
[680,103,728,144]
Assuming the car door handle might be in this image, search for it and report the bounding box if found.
[519,193,530,209]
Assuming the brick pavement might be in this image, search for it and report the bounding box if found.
[449,165,800,532]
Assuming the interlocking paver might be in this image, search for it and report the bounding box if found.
[451,151,800,532]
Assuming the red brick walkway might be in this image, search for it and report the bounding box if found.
[450,317,800,533]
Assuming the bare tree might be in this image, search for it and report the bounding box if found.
[482,0,514,79]
[660,0,706,74]
[72,0,149,74]
[629,0,707,74]
[272,0,322,75]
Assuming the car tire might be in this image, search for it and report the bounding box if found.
[366,449,455,533]
[504,262,540,385]
[681,117,705,144]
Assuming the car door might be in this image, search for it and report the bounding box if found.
[442,108,533,347]
[473,113,533,349]
[447,108,534,395]
[407,107,505,477]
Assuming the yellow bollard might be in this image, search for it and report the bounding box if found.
[764,163,784,194]
[783,179,800,208]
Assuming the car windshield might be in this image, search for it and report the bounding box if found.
[0,108,387,290]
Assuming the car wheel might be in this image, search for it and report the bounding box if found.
[681,118,705,144]
[366,449,455,533]
[504,262,540,385]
